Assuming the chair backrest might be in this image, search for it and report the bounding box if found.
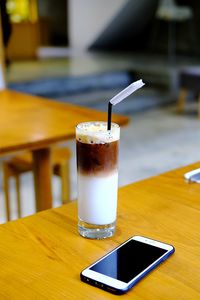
[156,0,192,20]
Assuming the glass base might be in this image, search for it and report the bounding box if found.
[78,219,116,239]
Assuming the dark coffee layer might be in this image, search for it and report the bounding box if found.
[76,140,119,175]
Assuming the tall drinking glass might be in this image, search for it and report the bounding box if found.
[76,121,120,239]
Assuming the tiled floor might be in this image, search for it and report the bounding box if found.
[1,52,200,223]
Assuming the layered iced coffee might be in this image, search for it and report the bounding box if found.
[76,121,120,239]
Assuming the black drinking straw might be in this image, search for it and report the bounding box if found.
[107,80,145,130]
[107,101,113,130]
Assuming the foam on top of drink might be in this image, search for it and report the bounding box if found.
[76,122,120,144]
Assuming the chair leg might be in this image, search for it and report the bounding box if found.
[15,174,22,218]
[2,163,11,221]
[177,88,188,114]
[59,162,71,204]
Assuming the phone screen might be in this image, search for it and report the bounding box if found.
[90,239,167,283]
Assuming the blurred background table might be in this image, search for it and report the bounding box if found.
[0,89,128,212]
[0,162,199,299]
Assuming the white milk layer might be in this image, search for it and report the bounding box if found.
[78,172,118,225]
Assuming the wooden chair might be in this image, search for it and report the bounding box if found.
[2,147,71,221]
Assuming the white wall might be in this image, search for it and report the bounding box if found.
[68,0,127,50]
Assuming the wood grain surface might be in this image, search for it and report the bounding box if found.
[0,162,199,299]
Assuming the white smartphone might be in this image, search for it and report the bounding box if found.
[80,236,175,295]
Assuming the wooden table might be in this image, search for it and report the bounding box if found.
[0,89,128,211]
[0,162,199,299]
